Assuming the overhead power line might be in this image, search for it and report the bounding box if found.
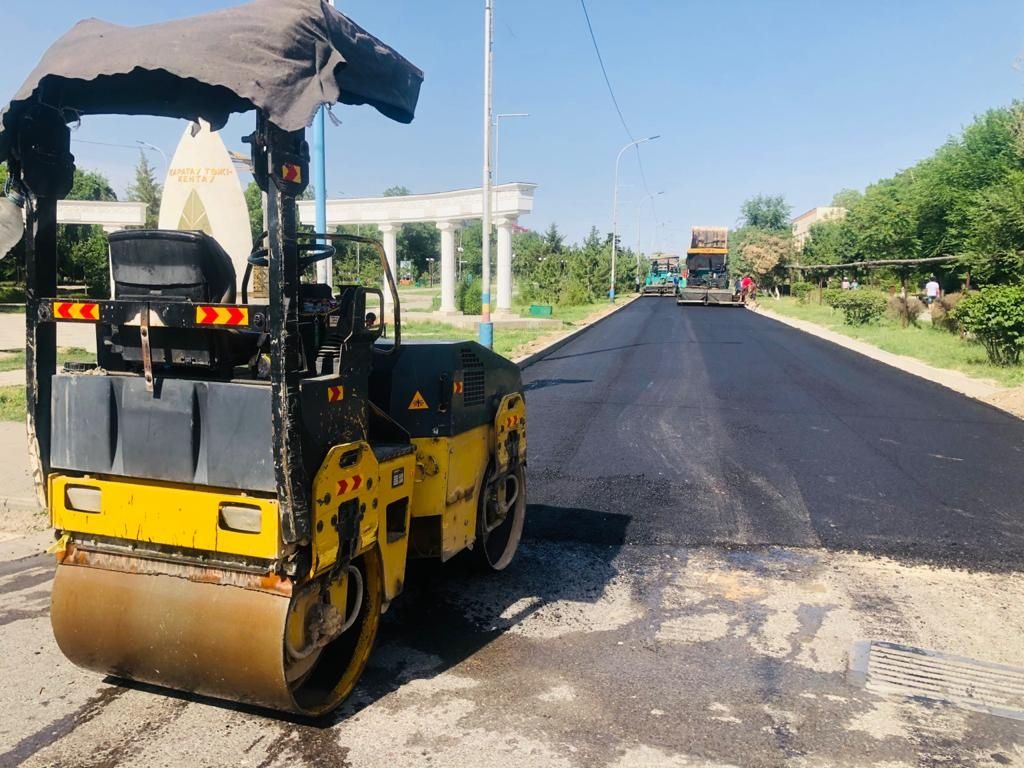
[578,0,657,218]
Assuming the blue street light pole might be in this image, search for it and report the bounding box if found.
[312,107,329,285]
[312,0,335,287]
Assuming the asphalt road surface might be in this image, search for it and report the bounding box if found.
[2,298,1023,768]
[526,297,1024,570]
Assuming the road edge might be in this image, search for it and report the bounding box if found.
[514,295,640,370]
[752,304,1024,420]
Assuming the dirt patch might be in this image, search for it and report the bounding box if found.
[979,387,1024,419]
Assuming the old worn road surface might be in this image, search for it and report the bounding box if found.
[2,298,1023,768]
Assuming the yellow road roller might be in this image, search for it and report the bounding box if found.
[0,1,526,715]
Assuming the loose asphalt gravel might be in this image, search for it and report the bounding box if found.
[1,297,1023,768]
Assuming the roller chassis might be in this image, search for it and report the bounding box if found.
[4,3,527,717]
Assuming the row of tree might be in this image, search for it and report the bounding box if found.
[12,154,631,307]
[800,102,1024,287]
[725,102,1024,292]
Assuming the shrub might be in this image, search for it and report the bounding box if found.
[951,284,1024,365]
[456,276,483,315]
[887,295,925,328]
[930,292,962,334]
[558,281,592,307]
[791,281,813,304]
[822,288,844,308]
[830,292,886,325]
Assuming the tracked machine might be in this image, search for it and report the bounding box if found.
[0,1,527,715]
[641,255,681,296]
[677,226,739,306]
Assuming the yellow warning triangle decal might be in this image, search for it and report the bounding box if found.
[408,390,430,410]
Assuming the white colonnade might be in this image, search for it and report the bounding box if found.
[298,183,535,316]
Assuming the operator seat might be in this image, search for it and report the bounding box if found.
[109,230,236,302]
[99,230,256,375]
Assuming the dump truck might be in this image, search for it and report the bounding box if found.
[677,227,739,306]
[642,255,681,296]
[0,1,527,717]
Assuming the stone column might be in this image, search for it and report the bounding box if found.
[379,223,399,315]
[436,221,459,314]
[495,216,517,313]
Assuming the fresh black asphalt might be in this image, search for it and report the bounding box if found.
[522,298,1024,571]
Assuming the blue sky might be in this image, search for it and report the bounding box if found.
[3,1,1024,248]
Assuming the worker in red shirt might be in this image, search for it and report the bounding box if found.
[740,275,756,304]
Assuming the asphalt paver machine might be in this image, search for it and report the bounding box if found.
[642,256,680,296]
[0,0,527,715]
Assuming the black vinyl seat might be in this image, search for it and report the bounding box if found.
[101,230,256,374]
[109,229,236,303]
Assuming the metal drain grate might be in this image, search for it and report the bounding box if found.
[848,640,1024,721]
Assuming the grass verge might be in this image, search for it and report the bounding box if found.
[0,385,24,422]
[766,297,1024,387]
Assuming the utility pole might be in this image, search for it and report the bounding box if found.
[312,0,336,287]
[610,135,659,302]
[480,0,495,348]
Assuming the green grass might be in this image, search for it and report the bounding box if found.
[0,347,94,372]
[401,321,547,359]
[403,300,615,360]
[767,297,1024,387]
[0,385,24,422]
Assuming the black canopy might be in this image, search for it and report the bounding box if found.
[0,0,423,155]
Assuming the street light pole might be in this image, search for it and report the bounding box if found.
[480,0,495,348]
[426,257,435,288]
[493,112,529,186]
[312,0,336,287]
[611,135,659,302]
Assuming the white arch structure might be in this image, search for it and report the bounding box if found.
[298,183,536,314]
[57,200,147,233]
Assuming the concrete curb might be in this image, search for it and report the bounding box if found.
[514,295,640,370]
[752,305,1024,420]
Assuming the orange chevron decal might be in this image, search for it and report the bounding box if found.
[53,302,99,321]
[195,306,249,326]
[327,385,344,403]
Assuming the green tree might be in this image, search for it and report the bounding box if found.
[831,189,862,210]
[801,218,853,267]
[126,151,162,228]
[542,223,564,252]
[733,229,793,286]
[376,186,439,277]
[58,169,117,292]
[244,181,264,245]
[740,194,791,231]
[847,174,920,263]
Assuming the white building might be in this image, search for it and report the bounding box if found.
[791,206,847,250]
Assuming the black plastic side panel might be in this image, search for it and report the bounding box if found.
[369,341,522,438]
[51,374,275,492]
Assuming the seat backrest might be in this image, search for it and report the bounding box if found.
[109,229,236,303]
